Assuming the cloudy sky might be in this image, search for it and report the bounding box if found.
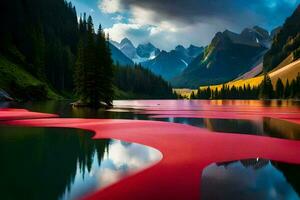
[71,0,300,50]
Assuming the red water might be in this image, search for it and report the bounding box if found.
[1,100,300,200]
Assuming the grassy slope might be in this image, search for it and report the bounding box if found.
[199,58,300,91]
[0,56,61,99]
[270,54,294,73]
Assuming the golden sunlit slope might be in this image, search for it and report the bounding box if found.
[174,58,300,98]
[200,58,300,91]
[269,58,300,84]
[270,54,294,73]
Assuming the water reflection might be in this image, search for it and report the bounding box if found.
[0,127,161,200]
[202,159,300,200]
[158,117,300,140]
[3,100,300,140]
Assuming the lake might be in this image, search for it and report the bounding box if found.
[1,100,300,199]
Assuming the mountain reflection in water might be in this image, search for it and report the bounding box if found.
[202,159,300,200]
[0,127,161,200]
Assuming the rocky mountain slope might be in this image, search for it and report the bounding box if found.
[141,45,203,80]
[264,5,300,72]
[172,26,273,88]
[109,42,134,66]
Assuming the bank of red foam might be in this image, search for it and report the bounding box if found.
[1,116,300,200]
[1,106,300,200]
[0,109,57,121]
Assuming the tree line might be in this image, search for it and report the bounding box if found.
[191,73,300,100]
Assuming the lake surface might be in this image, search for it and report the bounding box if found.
[202,159,300,200]
[1,100,300,199]
[0,126,161,200]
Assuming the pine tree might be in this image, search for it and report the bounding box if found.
[95,25,106,102]
[33,24,46,79]
[290,79,297,98]
[206,86,211,99]
[259,74,274,99]
[296,73,300,99]
[284,80,291,99]
[275,78,284,99]
[102,33,114,106]
[85,16,99,106]
[74,39,86,100]
[190,91,195,99]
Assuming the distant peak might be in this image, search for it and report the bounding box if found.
[188,44,202,49]
[176,45,185,48]
[120,38,133,45]
[121,37,131,42]
[175,45,186,51]
[253,25,264,30]
[223,29,232,34]
[188,44,197,48]
[146,42,154,46]
[120,38,135,49]
[141,42,155,48]
[252,26,269,34]
[160,50,168,55]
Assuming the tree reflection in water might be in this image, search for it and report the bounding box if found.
[0,127,161,200]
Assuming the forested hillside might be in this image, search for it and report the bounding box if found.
[0,0,78,92]
[115,65,176,99]
[0,0,175,102]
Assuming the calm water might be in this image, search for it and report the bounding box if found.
[202,159,300,200]
[0,127,161,200]
[1,100,300,199]
[3,100,300,140]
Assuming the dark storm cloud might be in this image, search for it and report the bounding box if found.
[119,0,300,29]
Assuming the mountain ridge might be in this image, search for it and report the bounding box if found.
[111,38,204,79]
[264,4,300,72]
[172,26,273,88]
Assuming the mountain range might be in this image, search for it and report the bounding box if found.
[171,26,275,88]
[111,38,161,63]
[110,18,299,89]
[141,45,204,80]
[111,38,204,80]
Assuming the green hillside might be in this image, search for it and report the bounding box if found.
[0,56,60,100]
